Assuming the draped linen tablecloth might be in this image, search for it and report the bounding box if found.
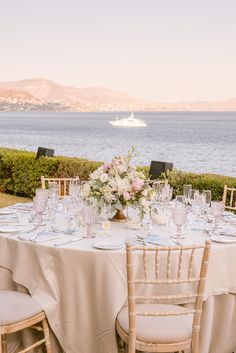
[0,218,236,353]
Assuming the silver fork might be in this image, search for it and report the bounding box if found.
[53,237,84,247]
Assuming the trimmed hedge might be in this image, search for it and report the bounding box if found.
[0,147,235,200]
[0,148,101,197]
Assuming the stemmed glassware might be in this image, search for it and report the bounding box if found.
[33,189,48,226]
[203,190,211,210]
[82,204,97,238]
[171,206,187,240]
[210,201,224,234]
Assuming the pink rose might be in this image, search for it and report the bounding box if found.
[123,192,131,201]
[132,178,144,192]
[103,163,110,172]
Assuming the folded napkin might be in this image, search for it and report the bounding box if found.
[139,235,173,246]
[18,229,61,243]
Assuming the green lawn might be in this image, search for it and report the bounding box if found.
[0,192,31,208]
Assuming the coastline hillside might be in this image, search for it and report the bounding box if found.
[0,78,235,112]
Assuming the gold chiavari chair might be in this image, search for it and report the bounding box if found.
[222,185,236,212]
[116,241,211,353]
[41,176,80,198]
[0,291,52,353]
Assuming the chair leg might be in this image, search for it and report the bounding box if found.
[1,335,7,353]
[42,319,52,353]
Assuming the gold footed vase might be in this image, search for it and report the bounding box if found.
[111,209,127,222]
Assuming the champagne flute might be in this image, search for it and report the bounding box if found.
[183,184,192,205]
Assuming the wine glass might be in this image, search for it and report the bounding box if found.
[171,207,187,240]
[82,204,97,238]
[210,201,224,234]
[33,196,47,226]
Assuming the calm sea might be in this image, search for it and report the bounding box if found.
[0,111,235,177]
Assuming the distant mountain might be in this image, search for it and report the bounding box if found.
[0,78,235,112]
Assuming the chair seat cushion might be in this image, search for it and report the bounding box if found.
[117,303,193,344]
[0,291,43,325]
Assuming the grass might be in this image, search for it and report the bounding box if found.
[0,192,31,208]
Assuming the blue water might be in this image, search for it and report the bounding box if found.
[0,111,235,176]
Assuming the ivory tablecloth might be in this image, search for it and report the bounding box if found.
[0,221,236,353]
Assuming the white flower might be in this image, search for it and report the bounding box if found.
[100,173,109,183]
[142,189,148,197]
[83,184,91,197]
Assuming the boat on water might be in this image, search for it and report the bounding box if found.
[109,112,147,127]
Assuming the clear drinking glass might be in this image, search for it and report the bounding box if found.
[33,196,47,225]
[210,201,224,233]
[176,195,185,204]
[203,190,211,209]
[82,205,97,238]
[189,189,199,206]
[100,204,111,237]
[171,207,187,240]
[183,184,192,205]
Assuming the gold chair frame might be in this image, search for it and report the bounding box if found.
[41,176,80,198]
[222,185,236,212]
[116,241,211,353]
[0,311,52,353]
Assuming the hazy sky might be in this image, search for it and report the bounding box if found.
[0,0,235,102]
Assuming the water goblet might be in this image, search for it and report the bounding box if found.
[210,201,224,234]
[82,204,97,238]
[33,196,47,226]
[171,207,187,240]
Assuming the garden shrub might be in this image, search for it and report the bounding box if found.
[0,147,235,200]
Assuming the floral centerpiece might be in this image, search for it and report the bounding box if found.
[82,148,155,221]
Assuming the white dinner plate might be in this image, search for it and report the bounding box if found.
[0,210,15,215]
[0,225,23,234]
[210,235,236,243]
[93,241,123,250]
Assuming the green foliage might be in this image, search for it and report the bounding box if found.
[164,169,236,201]
[0,148,235,200]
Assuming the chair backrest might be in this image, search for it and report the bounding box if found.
[222,185,236,211]
[41,176,80,198]
[126,241,211,349]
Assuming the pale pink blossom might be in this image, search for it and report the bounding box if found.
[103,163,110,172]
[123,192,131,201]
[132,178,144,192]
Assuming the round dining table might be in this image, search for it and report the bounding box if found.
[0,205,236,353]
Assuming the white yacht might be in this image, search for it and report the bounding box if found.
[109,113,147,127]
